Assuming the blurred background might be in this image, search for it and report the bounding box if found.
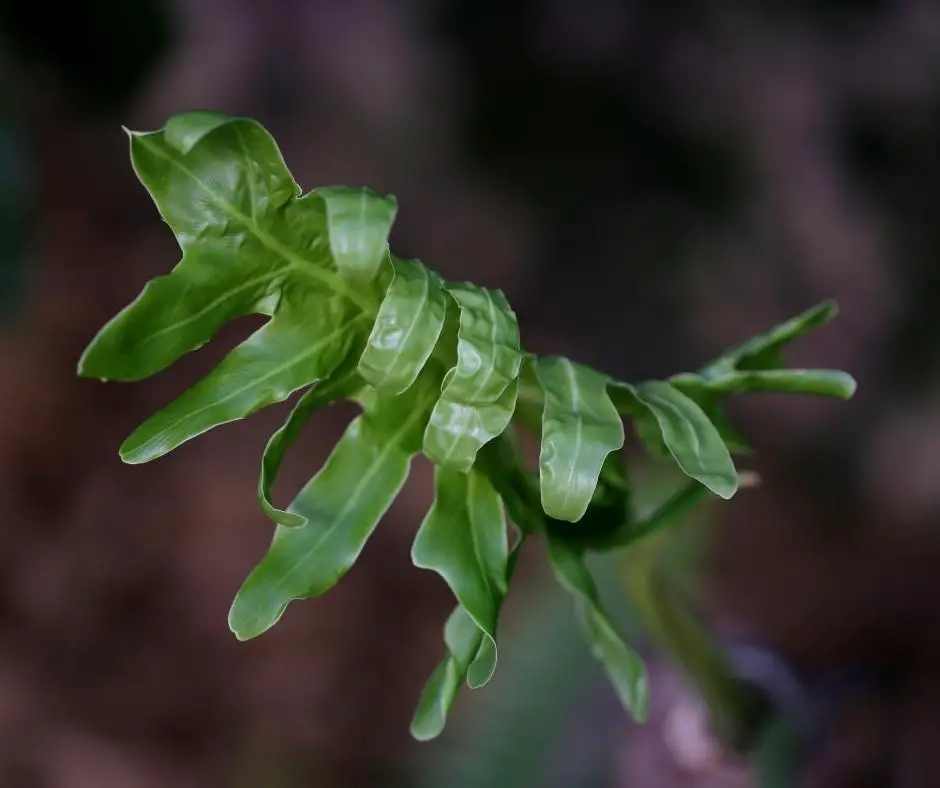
[2,0,940,785]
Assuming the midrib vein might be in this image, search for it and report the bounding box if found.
[244,391,431,626]
[129,318,365,457]
[139,136,377,315]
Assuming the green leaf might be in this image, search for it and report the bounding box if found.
[357,257,447,394]
[76,110,860,745]
[228,369,438,640]
[422,282,523,470]
[259,369,363,527]
[545,449,633,547]
[314,185,398,284]
[701,300,838,375]
[534,356,625,522]
[612,380,738,499]
[423,379,519,474]
[544,534,649,721]
[120,291,364,463]
[164,109,236,153]
[410,605,483,741]
[412,466,509,689]
[78,112,378,404]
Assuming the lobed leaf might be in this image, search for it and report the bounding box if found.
[412,467,510,688]
[313,185,398,284]
[228,367,439,640]
[79,111,381,452]
[358,257,448,394]
[423,282,523,470]
[535,357,625,522]
[545,534,649,721]
[611,380,739,499]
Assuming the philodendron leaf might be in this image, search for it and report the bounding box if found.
[611,380,738,499]
[545,534,649,721]
[229,367,440,640]
[410,605,483,741]
[314,185,398,284]
[259,368,363,527]
[423,283,523,470]
[358,257,447,394]
[534,356,625,522]
[80,112,374,382]
[412,466,509,688]
[79,111,384,463]
[77,109,858,745]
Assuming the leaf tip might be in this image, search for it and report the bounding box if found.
[466,640,498,689]
[227,599,269,642]
[76,345,101,380]
[631,676,652,724]
[409,721,443,743]
[118,435,154,465]
[711,474,739,500]
[840,372,858,399]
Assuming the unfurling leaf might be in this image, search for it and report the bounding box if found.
[412,467,509,688]
[314,185,398,284]
[534,357,625,522]
[358,257,447,394]
[545,534,649,720]
[229,368,439,641]
[423,283,523,470]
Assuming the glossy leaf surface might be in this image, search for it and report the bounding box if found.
[423,283,523,470]
[534,356,625,522]
[229,369,437,640]
[358,257,447,394]
[412,467,509,688]
[611,380,738,499]
[313,185,397,284]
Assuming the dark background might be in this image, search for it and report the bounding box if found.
[2,1,940,785]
